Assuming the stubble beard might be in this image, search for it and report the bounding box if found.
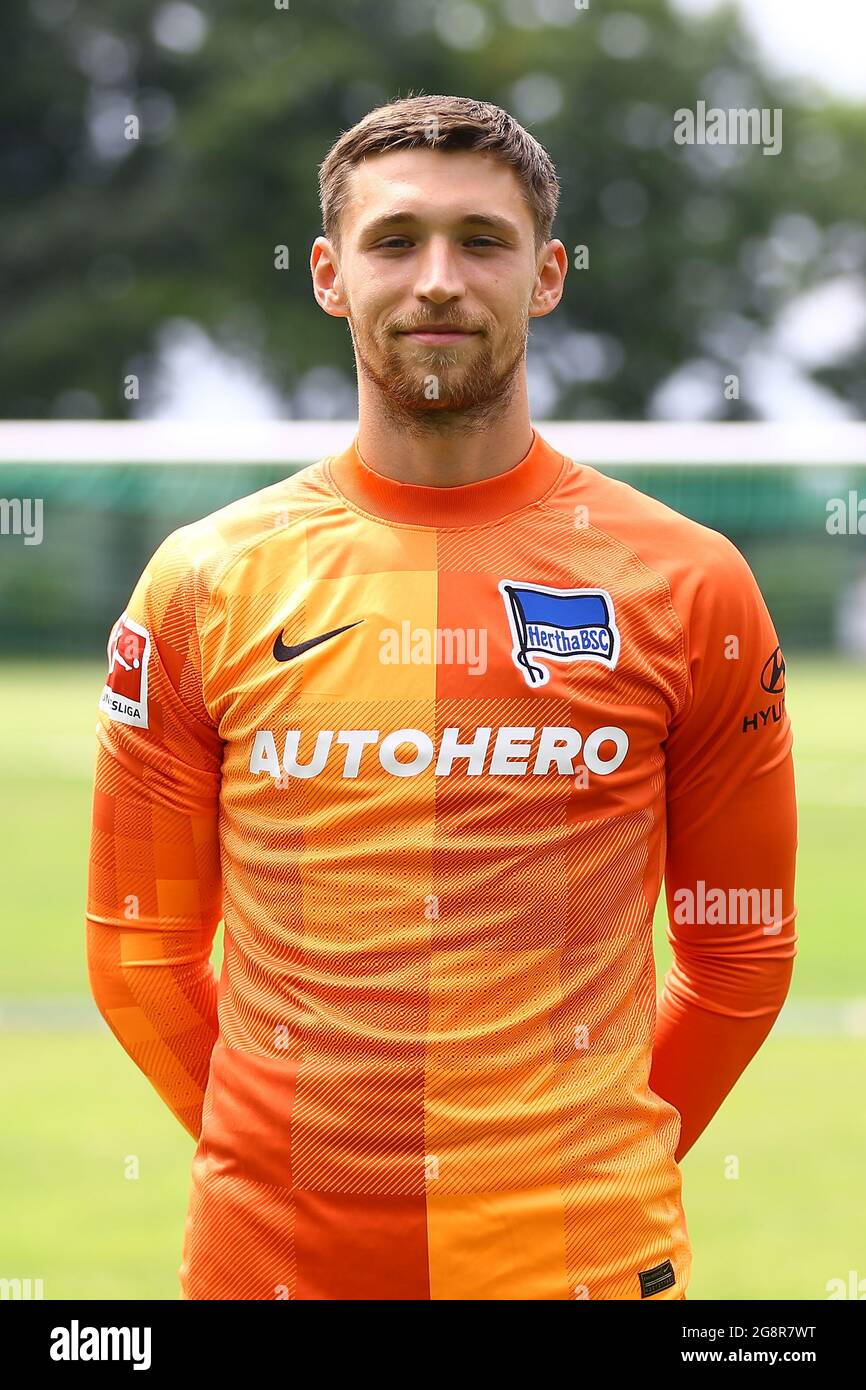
[348,308,530,439]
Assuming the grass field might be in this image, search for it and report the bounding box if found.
[1,657,864,1300]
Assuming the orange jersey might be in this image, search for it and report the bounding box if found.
[86,428,797,1300]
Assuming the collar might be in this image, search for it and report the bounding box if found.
[324,427,567,528]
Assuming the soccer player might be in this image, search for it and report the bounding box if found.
[86,95,797,1301]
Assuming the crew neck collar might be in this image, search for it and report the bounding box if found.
[324,427,567,528]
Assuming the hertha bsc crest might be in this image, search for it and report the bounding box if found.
[498,580,620,688]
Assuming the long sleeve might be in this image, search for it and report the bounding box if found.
[648,535,798,1163]
[85,530,224,1141]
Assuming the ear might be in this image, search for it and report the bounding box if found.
[529,239,568,320]
[311,237,350,320]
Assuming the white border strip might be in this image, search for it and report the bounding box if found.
[0,420,864,466]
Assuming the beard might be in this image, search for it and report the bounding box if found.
[347,302,530,438]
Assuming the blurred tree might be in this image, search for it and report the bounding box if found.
[1,0,864,420]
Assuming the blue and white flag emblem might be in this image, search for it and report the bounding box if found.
[498,580,620,687]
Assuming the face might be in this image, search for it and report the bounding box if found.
[311,147,566,419]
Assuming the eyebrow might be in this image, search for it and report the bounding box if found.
[361,211,521,240]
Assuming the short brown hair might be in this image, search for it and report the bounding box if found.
[318,93,560,253]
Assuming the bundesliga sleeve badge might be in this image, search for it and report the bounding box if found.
[498,580,620,687]
[99,611,151,728]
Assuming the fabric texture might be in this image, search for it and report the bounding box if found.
[86,428,797,1300]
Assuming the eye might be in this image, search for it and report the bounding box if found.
[376,237,413,250]
[465,237,500,248]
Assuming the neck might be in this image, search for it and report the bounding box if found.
[354,368,534,488]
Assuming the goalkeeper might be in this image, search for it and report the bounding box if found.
[86,94,797,1301]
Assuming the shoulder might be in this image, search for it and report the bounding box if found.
[556,458,757,603]
[143,457,335,599]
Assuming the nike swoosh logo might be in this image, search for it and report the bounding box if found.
[273,620,363,662]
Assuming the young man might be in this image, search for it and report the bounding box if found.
[86,95,797,1301]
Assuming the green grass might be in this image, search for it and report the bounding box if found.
[682,1038,866,1300]
[2,1034,190,1300]
[1,657,864,1299]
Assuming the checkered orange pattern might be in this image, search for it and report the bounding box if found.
[86,429,797,1299]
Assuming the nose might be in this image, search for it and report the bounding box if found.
[412,236,466,305]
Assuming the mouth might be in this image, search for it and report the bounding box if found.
[398,329,479,345]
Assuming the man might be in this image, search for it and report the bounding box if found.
[86,94,797,1301]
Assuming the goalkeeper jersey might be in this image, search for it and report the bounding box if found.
[86,427,797,1300]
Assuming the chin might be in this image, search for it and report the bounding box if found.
[397,391,495,415]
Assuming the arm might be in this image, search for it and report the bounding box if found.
[85,533,223,1141]
[648,537,798,1163]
